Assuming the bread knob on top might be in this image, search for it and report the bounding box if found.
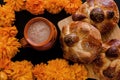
[102,39,120,60]
[60,21,102,64]
[93,39,120,80]
[72,0,119,42]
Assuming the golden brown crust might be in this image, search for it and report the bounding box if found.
[72,0,119,42]
[92,39,120,80]
[60,21,102,64]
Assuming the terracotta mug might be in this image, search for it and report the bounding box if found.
[20,17,57,51]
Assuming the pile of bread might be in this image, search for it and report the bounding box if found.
[60,0,120,80]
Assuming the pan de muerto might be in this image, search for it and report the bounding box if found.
[60,21,102,64]
[72,0,119,42]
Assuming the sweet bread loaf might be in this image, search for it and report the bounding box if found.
[93,39,120,80]
[60,21,102,64]
[72,0,119,42]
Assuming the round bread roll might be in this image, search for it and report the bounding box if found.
[72,0,119,42]
[93,39,120,80]
[60,21,102,64]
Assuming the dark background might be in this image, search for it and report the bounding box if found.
[0,1,120,79]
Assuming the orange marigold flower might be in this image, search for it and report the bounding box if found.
[0,36,21,59]
[33,59,72,80]
[0,71,8,80]
[25,0,45,15]
[4,0,26,11]
[45,0,66,14]
[64,0,82,14]
[33,63,47,80]
[4,60,33,80]
[0,26,18,37]
[45,59,73,80]
[0,58,11,70]
[0,5,15,27]
[70,64,88,80]
[33,58,88,80]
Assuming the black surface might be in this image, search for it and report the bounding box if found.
[0,0,120,79]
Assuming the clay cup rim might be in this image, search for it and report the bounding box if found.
[24,17,56,47]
